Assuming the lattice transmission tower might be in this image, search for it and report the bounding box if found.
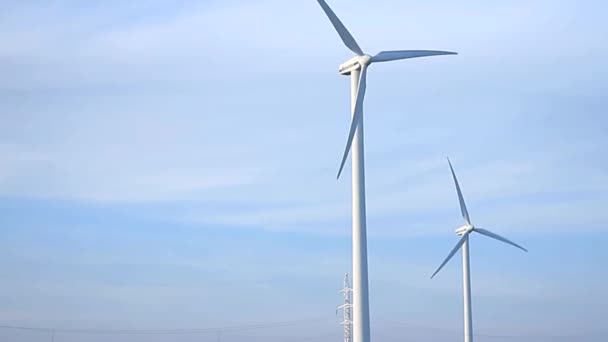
[337,273,353,342]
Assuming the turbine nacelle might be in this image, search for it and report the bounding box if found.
[339,55,372,75]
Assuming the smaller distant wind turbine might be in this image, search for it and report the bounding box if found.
[431,158,527,342]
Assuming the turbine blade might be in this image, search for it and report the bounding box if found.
[337,65,367,179]
[431,233,469,279]
[447,158,471,225]
[474,228,528,252]
[316,0,364,56]
[372,50,457,63]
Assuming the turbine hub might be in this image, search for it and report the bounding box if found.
[338,55,372,75]
[359,54,372,66]
[455,224,474,236]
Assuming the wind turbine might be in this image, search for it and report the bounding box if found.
[431,158,528,342]
[314,2,456,342]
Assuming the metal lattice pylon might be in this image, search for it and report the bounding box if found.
[337,273,353,342]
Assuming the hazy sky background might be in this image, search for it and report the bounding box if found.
[1,0,607,341]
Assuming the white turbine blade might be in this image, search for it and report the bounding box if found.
[316,0,364,56]
[431,233,469,279]
[337,65,367,179]
[447,158,471,225]
[372,50,457,63]
[474,228,528,252]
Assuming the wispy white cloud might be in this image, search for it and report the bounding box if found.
[0,0,607,236]
[3,0,606,90]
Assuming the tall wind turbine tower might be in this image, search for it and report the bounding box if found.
[431,158,527,342]
[338,273,353,342]
[314,2,456,342]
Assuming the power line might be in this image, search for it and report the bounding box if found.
[0,317,331,336]
[2,316,602,339]
[474,331,607,339]
[289,332,341,342]
[375,319,606,339]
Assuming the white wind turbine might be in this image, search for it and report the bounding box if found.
[314,2,456,342]
[431,158,528,342]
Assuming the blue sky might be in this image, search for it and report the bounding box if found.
[1,0,607,341]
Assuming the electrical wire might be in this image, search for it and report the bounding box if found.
[0,317,332,335]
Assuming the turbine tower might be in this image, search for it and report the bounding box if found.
[431,158,528,342]
[314,2,456,342]
[338,273,353,342]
